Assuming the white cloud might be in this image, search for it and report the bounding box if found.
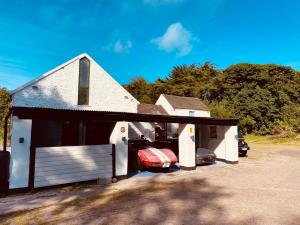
[144,0,184,6]
[151,22,196,57]
[113,40,133,53]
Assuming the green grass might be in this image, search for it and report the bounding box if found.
[245,133,300,146]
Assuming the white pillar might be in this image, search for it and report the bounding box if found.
[224,126,238,163]
[110,122,129,178]
[10,117,32,189]
[178,123,196,170]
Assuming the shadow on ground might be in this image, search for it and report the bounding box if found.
[0,176,263,225]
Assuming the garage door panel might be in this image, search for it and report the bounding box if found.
[34,145,112,188]
[35,165,112,177]
[34,172,111,188]
[35,160,112,171]
[35,155,112,167]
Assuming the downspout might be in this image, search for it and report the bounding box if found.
[3,108,12,152]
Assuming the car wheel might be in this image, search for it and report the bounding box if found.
[239,151,247,157]
[136,157,144,171]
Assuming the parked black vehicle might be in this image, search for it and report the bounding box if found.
[238,132,250,157]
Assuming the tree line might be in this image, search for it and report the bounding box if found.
[124,63,300,135]
[0,62,299,137]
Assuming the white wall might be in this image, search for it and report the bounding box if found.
[200,125,238,163]
[34,145,112,188]
[206,126,227,160]
[9,117,32,189]
[156,95,174,115]
[110,122,129,177]
[128,122,155,141]
[12,54,138,113]
[224,126,238,162]
[174,109,210,117]
[178,124,196,168]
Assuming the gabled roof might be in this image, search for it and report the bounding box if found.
[137,104,168,115]
[10,54,139,104]
[162,94,209,111]
[11,53,88,95]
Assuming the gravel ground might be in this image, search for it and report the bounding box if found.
[0,144,299,225]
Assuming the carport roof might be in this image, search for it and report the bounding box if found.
[12,107,239,126]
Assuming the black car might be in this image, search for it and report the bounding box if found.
[238,132,250,157]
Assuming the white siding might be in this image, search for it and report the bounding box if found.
[12,54,138,113]
[34,145,112,188]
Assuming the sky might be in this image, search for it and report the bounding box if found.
[0,0,300,90]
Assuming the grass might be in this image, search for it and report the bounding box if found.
[245,133,300,146]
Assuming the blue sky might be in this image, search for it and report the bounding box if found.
[0,0,300,90]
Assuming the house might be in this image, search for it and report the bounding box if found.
[3,53,238,192]
[156,94,211,117]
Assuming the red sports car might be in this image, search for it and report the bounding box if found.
[137,147,177,169]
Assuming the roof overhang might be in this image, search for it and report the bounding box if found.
[12,107,239,126]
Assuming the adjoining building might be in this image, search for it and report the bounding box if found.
[3,53,238,192]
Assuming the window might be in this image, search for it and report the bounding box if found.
[78,57,90,105]
[209,126,217,139]
[189,111,195,117]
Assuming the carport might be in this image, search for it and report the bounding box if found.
[7,107,238,190]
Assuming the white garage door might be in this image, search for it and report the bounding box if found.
[34,145,112,188]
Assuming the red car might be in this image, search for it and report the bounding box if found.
[137,147,177,169]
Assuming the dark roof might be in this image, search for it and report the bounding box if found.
[162,94,209,111]
[137,104,168,115]
[12,107,238,126]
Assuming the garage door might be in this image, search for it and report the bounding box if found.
[34,145,112,188]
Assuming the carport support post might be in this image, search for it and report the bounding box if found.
[224,125,239,163]
[178,123,196,170]
[110,121,129,179]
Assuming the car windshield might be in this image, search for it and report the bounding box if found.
[238,132,243,139]
[197,148,211,154]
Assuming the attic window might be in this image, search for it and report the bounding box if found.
[78,57,90,105]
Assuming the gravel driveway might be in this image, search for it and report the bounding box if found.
[0,144,299,225]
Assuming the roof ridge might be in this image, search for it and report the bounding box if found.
[11,53,90,95]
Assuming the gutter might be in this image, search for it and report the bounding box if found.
[3,108,12,152]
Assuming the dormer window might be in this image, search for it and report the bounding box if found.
[78,57,90,105]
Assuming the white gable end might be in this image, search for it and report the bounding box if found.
[12,54,138,113]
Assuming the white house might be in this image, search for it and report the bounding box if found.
[3,53,238,192]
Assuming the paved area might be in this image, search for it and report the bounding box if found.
[0,144,299,225]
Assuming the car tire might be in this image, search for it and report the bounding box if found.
[136,157,144,171]
[239,151,247,157]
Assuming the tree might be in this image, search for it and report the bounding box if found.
[0,88,11,143]
[123,76,153,103]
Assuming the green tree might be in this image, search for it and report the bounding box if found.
[0,87,11,143]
